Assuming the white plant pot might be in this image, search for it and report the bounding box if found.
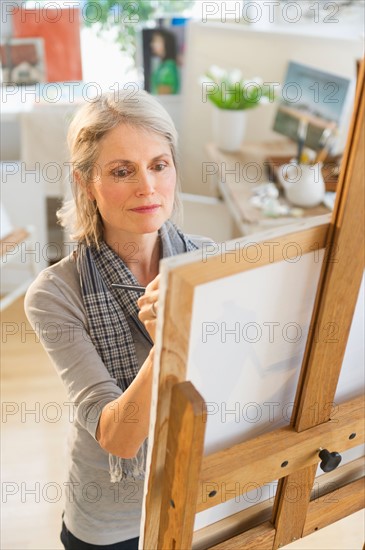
[212,108,246,152]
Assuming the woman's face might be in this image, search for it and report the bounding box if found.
[88,123,176,241]
[151,33,165,58]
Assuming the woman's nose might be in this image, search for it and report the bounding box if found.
[136,168,155,195]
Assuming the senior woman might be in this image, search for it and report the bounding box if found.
[25,90,209,549]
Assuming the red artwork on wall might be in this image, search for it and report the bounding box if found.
[12,7,82,82]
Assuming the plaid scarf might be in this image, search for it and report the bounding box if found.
[76,221,199,482]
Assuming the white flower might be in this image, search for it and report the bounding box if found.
[227,69,242,83]
[208,65,226,81]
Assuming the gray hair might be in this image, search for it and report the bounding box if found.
[57,89,182,247]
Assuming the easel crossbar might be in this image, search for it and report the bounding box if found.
[209,521,275,550]
[207,477,364,550]
[197,395,363,512]
[192,457,364,549]
[304,477,365,536]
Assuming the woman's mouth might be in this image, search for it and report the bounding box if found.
[130,204,161,214]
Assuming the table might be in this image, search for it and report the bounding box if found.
[205,141,332,236]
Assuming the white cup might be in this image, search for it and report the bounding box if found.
[277,162,325,208]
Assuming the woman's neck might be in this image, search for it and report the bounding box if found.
[104,230,160,287]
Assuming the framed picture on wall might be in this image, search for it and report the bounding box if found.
[273,61,353,151]
[12,6,82,83]
[0,38,46,85]
[142,18,188,95]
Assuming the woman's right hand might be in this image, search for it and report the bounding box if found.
[137,274,160,342]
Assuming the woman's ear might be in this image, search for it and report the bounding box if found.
[74,170,95,201]
[86,187,95,201]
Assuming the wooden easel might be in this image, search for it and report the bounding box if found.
[142,58,364,550]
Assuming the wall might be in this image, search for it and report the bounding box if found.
[180,21,364,196]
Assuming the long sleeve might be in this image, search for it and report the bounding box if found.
[24,260,123,440]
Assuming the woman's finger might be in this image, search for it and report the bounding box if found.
[137,289,159,309]
[145,273,161,292]
[138,299,158,320]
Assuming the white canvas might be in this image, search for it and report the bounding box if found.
[141,218,364,541]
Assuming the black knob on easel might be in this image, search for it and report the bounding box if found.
[318,448,342,472]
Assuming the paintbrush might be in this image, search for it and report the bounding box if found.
[297,119,308,164]
[111,283,146,292]
[314,127,334,165]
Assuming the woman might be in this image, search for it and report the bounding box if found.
[150,29,180,95]
[25,90,209,549]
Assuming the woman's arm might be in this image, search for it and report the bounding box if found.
[96,275,160,458]
[24,266,156,459]
[25,264,160,460]
[96,347,154,458]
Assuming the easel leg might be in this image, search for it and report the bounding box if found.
[272,465,317,549]
[157,381,207,550]
[273,59,365,550]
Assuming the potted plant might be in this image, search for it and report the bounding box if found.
[201,65,274,152]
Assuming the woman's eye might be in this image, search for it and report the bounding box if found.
[154,163,167,171]
[113,167,131,178]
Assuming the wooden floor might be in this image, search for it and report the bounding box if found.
[1,296,364,549]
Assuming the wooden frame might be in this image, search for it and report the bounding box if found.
[141,58,364,549]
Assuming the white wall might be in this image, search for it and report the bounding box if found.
[180,21,364,195]
[1,161,48,273]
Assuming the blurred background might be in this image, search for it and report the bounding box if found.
[1,1,364,548]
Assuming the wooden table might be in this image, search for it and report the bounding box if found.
[205,141,332,236]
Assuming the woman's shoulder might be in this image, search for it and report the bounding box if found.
[27,251,78,290]
[24,251,81,312]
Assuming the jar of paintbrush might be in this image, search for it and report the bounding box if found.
[278,123,335,208]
